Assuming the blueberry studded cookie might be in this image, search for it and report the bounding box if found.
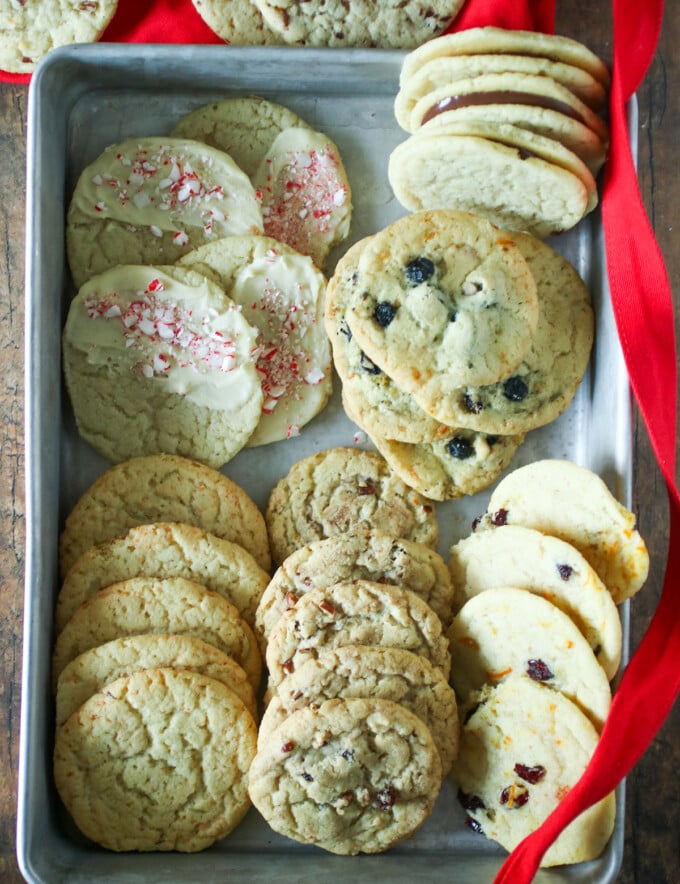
[255,523,454,650]
[265,580,451,689]
[56,521,270,632]
[54,668,257,852]
[59,453,271,576]
[66,137,263,287]
[447,587,611,730]
[248,697,442,854]
[259,645,459,774]
[449,525,622,680]
[265,446,438,566]
[480,459,650,604]
[55,633,257,727]
[452,676,616,867]
[344,210,539,400]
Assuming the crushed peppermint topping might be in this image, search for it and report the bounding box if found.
[83,284,243,377]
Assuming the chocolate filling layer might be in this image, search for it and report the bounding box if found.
[421,90,586,126]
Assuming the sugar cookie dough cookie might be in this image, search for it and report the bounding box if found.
[452,676,616,867]
[265,580,451,689]
[447,587,611,730]
[255,524,454,649]
[52,576,262,689]
[56,521,269,632]
[248,697,442,854]
[480,459,650,603]
[59,453,271,576]
[178,235,332,446]
[0,0,118,74]
[66,136,263,287]
[190,0,283,47]
[63,264,263,468]
[55,633,257,727]
[54,668,257,852]
[265,447,439,565]
[259,646,459,774]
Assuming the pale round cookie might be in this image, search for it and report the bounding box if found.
[190,0,283,47]
[55,633,257,727]
[325,237,445,444]
[255,523,454,649]
[409,232,594,433]
[59,453,271,576]
[399,27,611,88]
[52,576,262,689]
[259,646,459,774]
[171,97,311,179]
[365,426,524,502]
[452,676,616,867]
[395,53,608,132]
[54,668,257,852]
[56,521,270,632]
[66,136,263,288]
[248,697,442,854]
[480,459,650,604]
[0,0,118,74]
[345,210,538,394]
[254,0,463,49]
[446,587,611,730]
[265,446,439,565]
[449,525,622,681]
[252,127,352,268]
[388,122,598,238]
[178,235,332,446]
[265,580,451,689]
[63,264,263,468]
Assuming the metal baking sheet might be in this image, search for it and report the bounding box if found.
[18,43,633,883]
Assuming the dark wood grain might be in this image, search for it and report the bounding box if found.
[1,2,678,881]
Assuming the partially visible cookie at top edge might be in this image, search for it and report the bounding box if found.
[58,453,271,577]
[264,446,439,566]
[171,96,312,179]
[190,0,285,48]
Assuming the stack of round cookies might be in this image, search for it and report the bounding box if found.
[445,459,649,866]
[52,454,271,852]
[247,447,460,854]
[389,28,610,236]
[325,209,594,500]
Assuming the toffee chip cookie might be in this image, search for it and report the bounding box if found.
[449,525,622,680]
[265,447,439,565]
[265,580,451,689]
[52,576,262,689]
[255,524,454,649]
[66,136,263,287]
[54,668,257,852]
[248,697,442,854]
[178,235,332,446]
[56,521,270,632]
[62,264,263,468]
[447,587,611,730]
[59,453,271,576]
[55,632,257,727]
[452,676,616,867]
[480,459,650,603]
[258,646,459,774]
[0,0,119,74]
[344,210,539,394]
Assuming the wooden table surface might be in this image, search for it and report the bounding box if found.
[1,2,678,881]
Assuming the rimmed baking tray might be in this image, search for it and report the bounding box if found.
[18,43,633,883]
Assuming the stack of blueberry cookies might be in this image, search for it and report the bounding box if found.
[325,208,594,500]
[388,28,610,236]
[52,453,272,852]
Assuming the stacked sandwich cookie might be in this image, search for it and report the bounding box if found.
[325,210,594,499]
[53,454,272,852]
[389,28,610,236]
